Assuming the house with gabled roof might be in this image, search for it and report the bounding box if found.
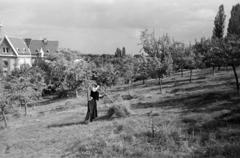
[0,35,59,74]
[0,35,32,73]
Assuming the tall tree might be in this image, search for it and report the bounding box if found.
[227,4,240,37]
[212,4,226,39]
[115,48,122,57]
[122,47,126,56]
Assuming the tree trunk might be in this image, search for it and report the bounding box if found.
[24,103,27,116]
[142,79,145,85]
[159,78,162,94]
[231,64,239,94]
[225,66,228,71]
[151,117,155,138]
[218,66,221,71]
[87,87,90,101]
[212,66,215,76]
[181,68,183,77]
[189,69,192,83]
[1,108,7,128]
[75,89,79,98]
[128,80,132,95]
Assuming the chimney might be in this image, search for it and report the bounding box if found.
[24,38,32,48]
[0,23,4,39]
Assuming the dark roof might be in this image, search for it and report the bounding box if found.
[28,39,59,55]
[8,37,31,55]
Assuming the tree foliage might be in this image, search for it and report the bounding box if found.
[212,4,226,39]
[227,4,240,37]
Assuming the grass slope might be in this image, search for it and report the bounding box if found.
[0,68,240,158]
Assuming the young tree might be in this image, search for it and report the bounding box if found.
[171,42,186,77]
[136,56,150,84]
[184,47,196,83]
[193,38,214,73]
[149,57,168,93]
[121,57,135,95]
[0,82,9,128]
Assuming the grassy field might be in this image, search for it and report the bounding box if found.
[0,68,240,158]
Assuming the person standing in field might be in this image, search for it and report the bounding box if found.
[85,84,101,123]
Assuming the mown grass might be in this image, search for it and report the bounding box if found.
[0,68,240,158]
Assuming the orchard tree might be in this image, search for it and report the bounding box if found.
[149,57,168,93]
[136,56,150,84]
[193,38,214,72]
[140,29,173,63]
[184,47,196,83]
[92,63,118,88]
[140,29,160,57]
[171,42,186,77]
[40,56,71,96]
[0,82,9,128]
[223,3,240,93]
[64,59,94,97]
[209,3,240,94]
[7,66,45,116]
[214,36,240,93]
[121,57,135,95]
[140,29,173,76]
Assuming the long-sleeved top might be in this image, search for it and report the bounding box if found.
[90,90,99,101]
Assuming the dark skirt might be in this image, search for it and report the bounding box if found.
[85,99,98,122]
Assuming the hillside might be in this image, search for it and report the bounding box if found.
[0,68,240,158]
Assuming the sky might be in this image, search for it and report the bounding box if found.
[0,0,239,54]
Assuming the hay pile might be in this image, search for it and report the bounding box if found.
[106,100,133,119]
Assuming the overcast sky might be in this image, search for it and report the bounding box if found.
[0,0,239,54]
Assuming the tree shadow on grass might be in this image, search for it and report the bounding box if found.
[47,120,87,128]
[132,89,239,114]
[111,75,207,93]
[169,81,229,94]
[184,106,240,158]
[132,88,240,158]
[47,114,115,128]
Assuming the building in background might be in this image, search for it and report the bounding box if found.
[0,24,59,75]
[0,36,58,76]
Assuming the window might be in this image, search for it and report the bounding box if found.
[6,48,9,52]
[3,48,5,52]
[3,61,8,68]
